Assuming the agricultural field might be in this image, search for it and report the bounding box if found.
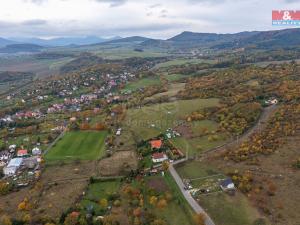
[45,131,108,162]
[0,56,74,77]
[123,76,161,92]
[144,82,186,102]
[125,98,221,140]
[154,58,216,69]
[94,48,169,60]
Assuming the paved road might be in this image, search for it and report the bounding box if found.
[169,164,215,225]
[168,104,278,225]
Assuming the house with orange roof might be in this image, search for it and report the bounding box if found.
[150,140,162,149]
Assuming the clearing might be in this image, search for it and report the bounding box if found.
[125,98,221,140]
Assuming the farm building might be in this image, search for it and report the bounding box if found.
[150,140,162,149]
[220,178,235,191]
[152,152,168,163]
[3,158,23,176]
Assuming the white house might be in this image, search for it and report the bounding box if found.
[32,147,41,155]
[3,158,23,176]
[152,153,168,163]
[220,178,235,191]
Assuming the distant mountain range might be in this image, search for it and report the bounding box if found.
[140,28,300,50]
[0,36,122,48]
[0,44,44,53]
[0,28,299,53]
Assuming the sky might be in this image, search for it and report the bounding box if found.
[0,0,300,39]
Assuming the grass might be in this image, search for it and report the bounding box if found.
[144,83,186,101]
[176,161,220,179]
[45,131,108,161]
[176,161,263,225]
[170,133,228,156]
[164,74,189,81]
[190,120,219,134]
[154,58,216,69]
[198,192,262,225]
[81,179,120,215]
[125,98,220,140]
[123,77,161,92]
[150,174,195,225]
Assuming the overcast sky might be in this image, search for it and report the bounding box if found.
[0,0,299,39]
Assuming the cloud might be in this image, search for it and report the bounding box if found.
[94,0,127,7]
[22,19,47,25]
[23,0,48,4]
[149,4,162,9]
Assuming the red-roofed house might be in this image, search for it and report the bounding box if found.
[150,140,162,149]
[152,152,168,163]
[17,149,28,157]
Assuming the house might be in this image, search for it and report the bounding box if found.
[3,158,23,176]
[32,147,41,155]
[152,153,168,163]
[116,128,122,136]
[17,149,28,157]
[150,140,162,149]
[220,178,235,191]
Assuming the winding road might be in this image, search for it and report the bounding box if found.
[168,104,278,225]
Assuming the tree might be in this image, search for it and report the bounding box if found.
[1,215,12,225]
[193,213,206,225]
[149,196,158,206]
[162,161,169,171]
[64,213,79,225]
[99,198,108,208]
[157,199,167,209]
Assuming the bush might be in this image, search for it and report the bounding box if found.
[252,218,267,225]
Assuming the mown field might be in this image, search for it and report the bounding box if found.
[45,131,108,161]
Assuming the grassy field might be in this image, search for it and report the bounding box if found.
[81,179,121,215]
[176,161,220,179]
[164,73,189,81]
[175,133,228,154]
[176,161,263,225]
[45,131,108,161]
[154,58,216,68]
[198,192,263,225]
[123,77,161,92]
[125,98,220,140]
[147,174,195,225]
[144,82,186,101]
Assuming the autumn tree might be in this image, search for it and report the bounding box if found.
[193,213,206,225]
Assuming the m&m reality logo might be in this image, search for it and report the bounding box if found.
[272,10,300,26]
